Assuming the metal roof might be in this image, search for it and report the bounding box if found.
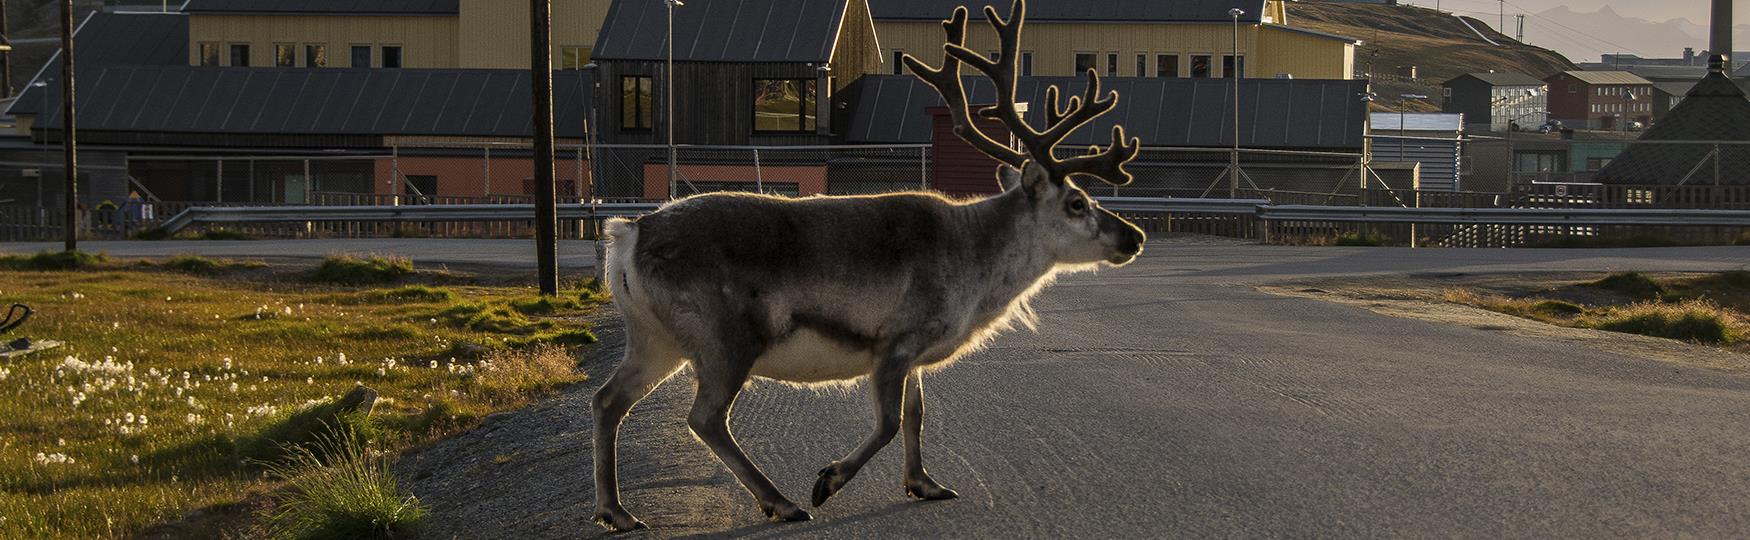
[1550,70,1653,86]
[1596,70,1750,186]
[592,0,853,63]
[870,0,1267,23]
[1444,72,1545,87]
[1369,113,1463,132]
[25,66,593,140]
[8,12,188,117]
[837,74,1368,150]
[180,0,460,15]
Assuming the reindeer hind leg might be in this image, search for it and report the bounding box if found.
[592,331,685,532]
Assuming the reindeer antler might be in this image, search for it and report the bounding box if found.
[900,7,1027,169]
[908,0,1140,185]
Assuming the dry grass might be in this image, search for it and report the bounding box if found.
[1445,276,1748,347]
[0,261,600,538]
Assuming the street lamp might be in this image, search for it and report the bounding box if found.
[1227,7,1244,197]
[665,0,683,199]
[32,79,47,207]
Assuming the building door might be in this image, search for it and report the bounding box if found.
[284,175,308,204]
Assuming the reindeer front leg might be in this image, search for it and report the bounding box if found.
[813,347,915,507]
[903,370,959,500]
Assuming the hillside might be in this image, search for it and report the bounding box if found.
[1289,1,1577,112]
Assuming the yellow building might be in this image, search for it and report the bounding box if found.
[873,0,1353,79]
[181,0,1355,79]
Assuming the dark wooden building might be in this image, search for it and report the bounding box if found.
[1440,72,1546,133]
[1544,70,1655,131]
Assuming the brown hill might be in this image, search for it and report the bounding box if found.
[1288,1,1577,112]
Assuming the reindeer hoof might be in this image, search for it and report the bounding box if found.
[812,463,857,507]
[760,500,812,522]
[906,475,960,500]
[593,506,648,532]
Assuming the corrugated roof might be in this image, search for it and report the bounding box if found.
[8,12,188,117]
[1596,70,1750,186]
[592,0,851,62]
[870,0,1267,23]
[1652,81,1696,97]
[1445,72,1544,87]
[1267,24,1362,45]
[1370,113,1463,132]
[180,0,459,15]
[837,74,1368,149]
[26,66,593,140]
[1551,70,1652,86]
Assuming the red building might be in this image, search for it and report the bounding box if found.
[1543,71,1655,131]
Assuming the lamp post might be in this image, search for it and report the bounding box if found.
[32,80,46,207]
[59,0,76,252]
[665,0,683,199]
[1227,7,1244,198]
[1396,93,1428,161]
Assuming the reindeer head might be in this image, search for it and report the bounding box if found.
[902,0,1146,267]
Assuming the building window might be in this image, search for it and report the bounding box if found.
[1135,54,1147,77]
[229,43,250,67]
[1074,53,1096,74]
[1105,53,1118,77]
[560,46,589,70]
[1222,55,1244,78]
[382,45,404,68]
[274,43,295,67]
[304,44,327,68]
[198,42,220,66]
[987,51,1002,63]
[1190,55,1212,77]
[892,50,906,75]
[752,79,817,133]
[1020,51,1033,76]
[1156,54,1179,77]
[351,45,371,68]
[405,175,438,198]
[621,76,653,130]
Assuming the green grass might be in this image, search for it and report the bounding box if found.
[305,255,415,286]
[261,422,426,540]
[0,250,108,271]
[1588,272,1666,300]
[0,268,600,538]
[152,255,268,275]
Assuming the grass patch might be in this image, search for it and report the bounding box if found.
[1587,272,1666,300]
[1333,231,1387,247]
[155,255,268,275]
[305,254,414,286]
[355,286,455,304]
[0,269,596,537]
[261,422,426,540]
[239,389,379,465]
[0,251,108,271]
[507,296,584,316]
[1589,300,1740,344]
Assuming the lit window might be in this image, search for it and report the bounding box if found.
[198,42,220,66]
[560,46,589,70]
[304,44,327,68]
[752,79,817,133]
[621,76,653,130]
[274,44,295,67]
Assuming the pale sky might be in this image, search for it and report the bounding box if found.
[1411,0,1745,26]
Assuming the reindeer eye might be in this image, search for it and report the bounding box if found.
[1067,198,1088,214]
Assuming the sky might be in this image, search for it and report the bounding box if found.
[1409,0,1747,26]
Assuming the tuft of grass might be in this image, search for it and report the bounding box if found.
[261,423,426,540]
[1587,300,1740,344]
[507,328,598,349]
[356,285,455,304]
[1530,299,1584,316]
[507,296,584,316]
[306,254,414,286]
[240,391,380,465]
[437,302,547,334]
[0,250,108,271]
[1721,270,1750,289]
[1334,231,1387,247]
[158,255,268,275]
[1588,272,1666,300]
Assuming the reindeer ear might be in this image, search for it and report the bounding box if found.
[996,164,1023,192]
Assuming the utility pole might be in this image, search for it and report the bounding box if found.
[666,0,682,199]
[1515,14,1525,43]
[1,0,12,99]
[1498,0,1505,36]
[60,0,76,252]
[530,0,558,295]
[1228,8,1243,198]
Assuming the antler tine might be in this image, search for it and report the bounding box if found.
[1035,69,1118,152]
[1057,125,1142,186]
[901,7,1026,168]
[943,0,1040,146]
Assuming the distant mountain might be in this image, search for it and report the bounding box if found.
[1522,5,1750,63]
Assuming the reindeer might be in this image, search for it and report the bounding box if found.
[590,0,1145,530]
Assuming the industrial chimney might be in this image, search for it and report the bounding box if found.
[1711,0,1732,64]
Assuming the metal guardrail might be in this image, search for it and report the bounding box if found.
[154,198,1750,234]
[158,202,664,233]
[1259,206,1750,227]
